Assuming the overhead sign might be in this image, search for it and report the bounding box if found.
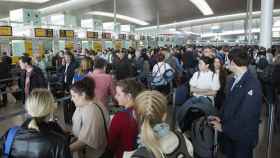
[128,35,135,40]
[0,26,12,36]
[102,32,111,39]
[140,36,146,40]
[60,30,74,38]
[87,32,98,39]
[34,28,53,37]
[118,34,126,40]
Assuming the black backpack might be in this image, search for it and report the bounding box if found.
[176,97,218,158]
[191,117,216,158]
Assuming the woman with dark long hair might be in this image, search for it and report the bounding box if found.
[214,57,228,110]
[189,56,220,103]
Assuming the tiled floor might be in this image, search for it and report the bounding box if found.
[0,102,279,158]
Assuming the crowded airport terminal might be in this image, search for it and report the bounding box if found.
[0,0,280,158]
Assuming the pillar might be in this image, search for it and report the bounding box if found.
[260,0,274,49]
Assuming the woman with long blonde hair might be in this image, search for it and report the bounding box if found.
[2,88,72,158]
[132,90,193,158]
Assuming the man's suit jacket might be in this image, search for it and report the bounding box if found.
[221,70,262,146]
[61,62,77,90]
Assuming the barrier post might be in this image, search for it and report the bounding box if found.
[266,103,274,158]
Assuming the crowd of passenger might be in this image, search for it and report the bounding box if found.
[0,44,280,158]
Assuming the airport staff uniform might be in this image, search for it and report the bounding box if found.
[221,70,262,158]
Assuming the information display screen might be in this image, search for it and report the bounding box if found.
[102,32,111,39]
[87,32,98,39]
[128,35,135,40]
[34,28,53,37]
[0,26,12,36]
[140,36,145,40]
[118,34,126,40]
[60,30,74,38]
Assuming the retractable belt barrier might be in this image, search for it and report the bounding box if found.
[0,77,20,83]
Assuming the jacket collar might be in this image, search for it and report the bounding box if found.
[231,70,251,90]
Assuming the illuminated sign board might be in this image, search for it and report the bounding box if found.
[87,32,98,39]
[0,26,12,36]
[60,30,74,38]
[34,28,53,37]
[118,34,126,40]
[128,35,135,40]
[102,32,111,39]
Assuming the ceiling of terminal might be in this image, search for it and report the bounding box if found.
[0,0,280,27]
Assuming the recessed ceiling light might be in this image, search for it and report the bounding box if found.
[136,9,280,31]
[190,0,214,16]
[87,11,149,26]
[0,0,50,3]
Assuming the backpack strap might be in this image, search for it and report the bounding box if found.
[152,63,165,85]
[132,147,156,158]
[166,130,192,158]
[3,126,20,156]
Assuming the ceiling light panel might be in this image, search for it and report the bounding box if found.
[190,0,214,16]
[0,0,50,3]
[87,11,149,26]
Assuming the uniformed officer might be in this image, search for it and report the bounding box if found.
[210,47,262,158]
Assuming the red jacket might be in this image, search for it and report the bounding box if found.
[108,108,138,158]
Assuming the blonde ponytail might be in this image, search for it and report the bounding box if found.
[28,118,40,131]
[135,90,168,158]
[25,88,57,131]
[142,117,163,158]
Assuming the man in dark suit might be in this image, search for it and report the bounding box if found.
[58,51,77,91]
[56,51,77,124]
[210,47,262,158]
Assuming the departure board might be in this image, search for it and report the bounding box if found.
[34,28,53,37]
[128,35,135,40]
[87,32,98,39]
[60,30,74,38]
[118,34,126,40]
[0,26,12,36]
[140,36,146,40]
[102,32,111,39]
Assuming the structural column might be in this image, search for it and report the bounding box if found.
[260,0,274,49]
[113,0,117,46]
[247,0,253,45]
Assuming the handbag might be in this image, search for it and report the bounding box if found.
[2,126,20,158]
[95,104,114,158]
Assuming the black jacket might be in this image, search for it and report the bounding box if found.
[272,64,280,92]
[1,55,12,68]
[0,61,10,79]
[114,58,133,80]
[57,62,77,90]
[2,119,72,158]
[21,66,47,96]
